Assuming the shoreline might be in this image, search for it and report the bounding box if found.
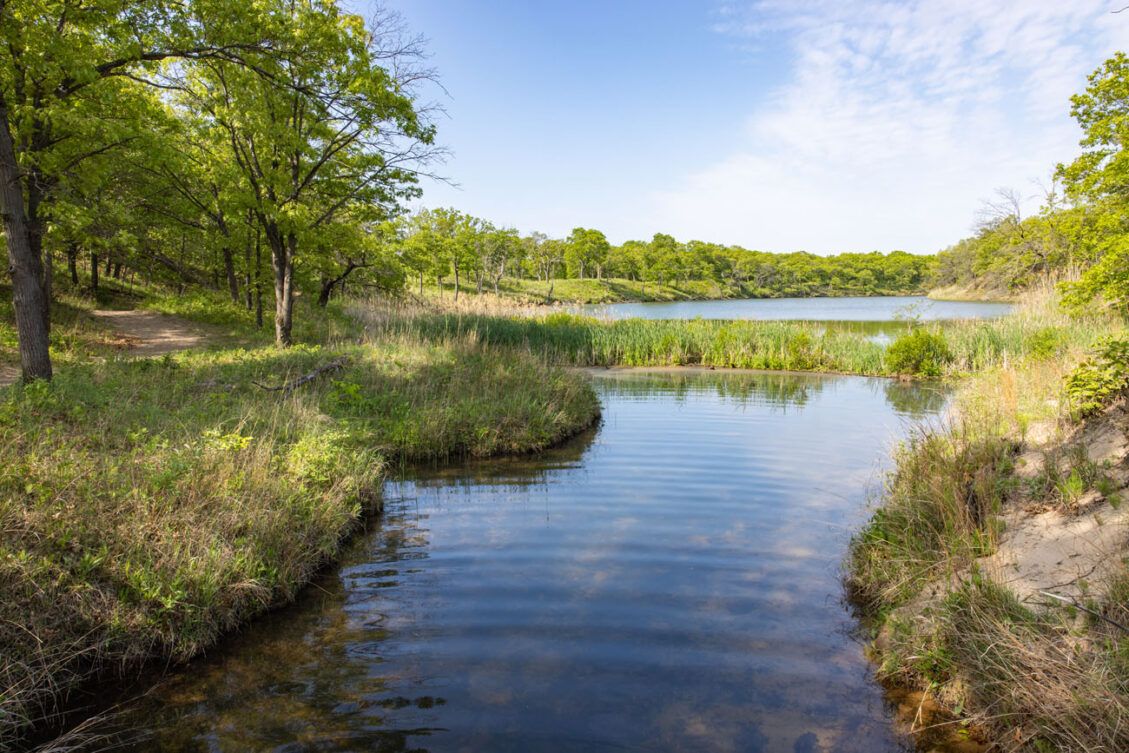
[845,322,1129,751]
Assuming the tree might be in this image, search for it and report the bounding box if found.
[0,0,287,380]
[172,2,437,345]
[565,227,609,279]
[1057,53,1129,311]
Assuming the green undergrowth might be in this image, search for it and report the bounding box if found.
[0,329,598,748]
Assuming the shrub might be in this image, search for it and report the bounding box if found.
[1065,336,1129,417]
[885,328,954,377]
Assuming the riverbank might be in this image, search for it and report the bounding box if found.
[0,293,599,750]
[426,277,930,305]
[928,284,1016,303]
[846,310,1129,750]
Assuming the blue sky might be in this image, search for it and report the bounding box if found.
[354,1,1129,254]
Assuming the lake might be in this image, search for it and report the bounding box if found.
[96,370,950,752]
[578,295,1011,322]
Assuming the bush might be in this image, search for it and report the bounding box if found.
[1065,335,1129,417]
[885,328,954,377]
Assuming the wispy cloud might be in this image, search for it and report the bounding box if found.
[652,0,1129,253]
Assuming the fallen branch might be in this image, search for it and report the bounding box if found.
[1039,590,1129,635]
[252,357,350,394]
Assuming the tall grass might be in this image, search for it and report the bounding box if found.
[846,288,1129,751]
[357,289,1118,378]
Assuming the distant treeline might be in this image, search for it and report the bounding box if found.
[394,209,937,299]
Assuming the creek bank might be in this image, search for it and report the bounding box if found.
[848,328,1129,752]
[0,326,600,751]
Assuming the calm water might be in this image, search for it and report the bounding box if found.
[578,295,1011,322]
[99,371,949,753]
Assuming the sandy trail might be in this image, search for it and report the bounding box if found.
[0,310,210,387]
[91,309,209,356]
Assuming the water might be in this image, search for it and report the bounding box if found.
[578,295,1011,322]
[99,371,949,753]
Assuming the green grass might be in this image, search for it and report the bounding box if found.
[0,290,598,749]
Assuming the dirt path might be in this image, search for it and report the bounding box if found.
[0,311,211,388]
[92,309,210,357]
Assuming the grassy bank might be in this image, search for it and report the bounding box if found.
[0,297,598,749]
[364,291,1113,378]
[928,284,1016,303]
[425,277,927,305]
[846,308,1129,750]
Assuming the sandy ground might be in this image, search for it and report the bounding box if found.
[0,310,209,387]
[983,401,1129,604]
[91,309,208,356]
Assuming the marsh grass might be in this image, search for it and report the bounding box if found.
[358,289,1117,378]
[0,325,598,749]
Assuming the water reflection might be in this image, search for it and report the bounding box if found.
[94,371,945,753]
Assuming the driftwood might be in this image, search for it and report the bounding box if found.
[252,357,350,394]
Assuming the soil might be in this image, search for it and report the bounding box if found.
[0,310,211,387]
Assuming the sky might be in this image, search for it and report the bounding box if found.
[352,0,1129,254]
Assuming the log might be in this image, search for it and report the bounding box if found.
[252,357,350,394]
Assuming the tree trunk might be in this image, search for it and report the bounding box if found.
[67,244,79,284]
[112,262,122,279]
[453,263,460,302]
[90,253,99,292]
[0,106,53,380]
[268,230,295,346]
[418,270,424,296]
[104,255,112,276]
[244,241,253,310]
[318,276,333,307]
[222,247,239,304]
[254,229,264,328]
[43,248,53,310]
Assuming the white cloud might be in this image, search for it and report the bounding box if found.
[653,0,1129,253]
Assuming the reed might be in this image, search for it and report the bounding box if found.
[356,288,1119,378]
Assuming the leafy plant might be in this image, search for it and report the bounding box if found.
[885,328,954,377]
[1065,336,1129,417]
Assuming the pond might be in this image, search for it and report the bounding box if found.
[95,370,950,752]
[577,295,1011,322]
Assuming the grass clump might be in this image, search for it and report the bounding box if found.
[847,424,1014,612]
[0,325,597,748]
